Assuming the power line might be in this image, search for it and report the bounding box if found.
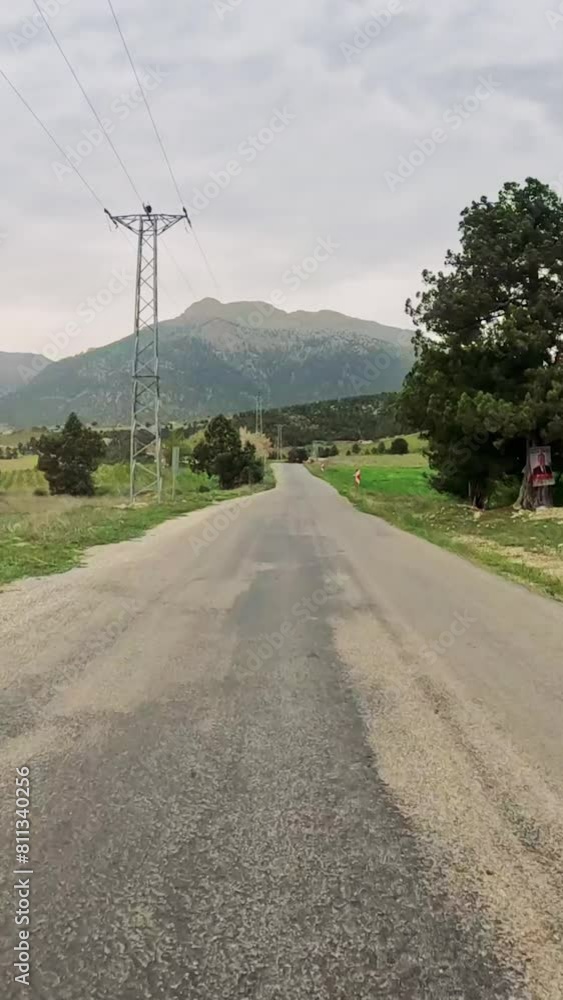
[162,240,195,301]
[0,67,106,211]
[30,0,144,207]
[105,0,221,296]
[28,1,198,301]
[106,0,182,204]
[190,227,220,297]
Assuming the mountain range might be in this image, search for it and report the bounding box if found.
[0,299,414,427]
[0,351,45,397]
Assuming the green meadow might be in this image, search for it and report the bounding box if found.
[313,449,563,602]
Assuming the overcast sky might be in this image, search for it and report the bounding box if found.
[0,0,562,358]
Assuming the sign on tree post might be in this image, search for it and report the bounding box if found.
[530,445,555,508]
[523,444,555,509]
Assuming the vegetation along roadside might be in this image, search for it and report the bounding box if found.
[310,457,563,602]
[0,415,274,588]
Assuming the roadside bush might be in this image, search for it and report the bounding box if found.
[389,437,409,455]
[287,447,309,464]
[190,415,264,490]
[317,444,339,458]
[377,441,387,454]
[37,413,106,496]
[489,475,521,509]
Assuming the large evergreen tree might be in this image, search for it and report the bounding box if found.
[190,414,264,489]
[37,413,105,496]
[402,178,563,507]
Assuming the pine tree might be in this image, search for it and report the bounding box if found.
[37,413,105,496]
[402,178,563,507]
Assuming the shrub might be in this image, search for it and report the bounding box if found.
[287,447,309,464]
[190,415,264,489]
[389,437,409,455]
[37,413,105,496]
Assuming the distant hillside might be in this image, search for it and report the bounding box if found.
[0,351,45,399]
[0,299,414,426]
[232,392,408,447]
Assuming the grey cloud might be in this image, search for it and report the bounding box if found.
[1,0,562,351]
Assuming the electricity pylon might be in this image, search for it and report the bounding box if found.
[106,205,188,500]
[255,393,263,435]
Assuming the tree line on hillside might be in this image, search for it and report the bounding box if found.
[287,437,410,463]
[232,392,410,446]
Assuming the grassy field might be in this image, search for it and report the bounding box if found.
[334,433,426,457]
[312,456,563,601]
[0,458,223,498]
[0,460,273,588]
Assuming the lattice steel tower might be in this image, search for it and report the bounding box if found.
[106,205,188,500]
[255,393,264,436]
[276,424,284,460]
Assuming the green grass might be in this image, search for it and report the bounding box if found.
[94,463,217,498]
[334,433,427,458]
[0,455,38,470]
[322,464,432,495]
[0,429,40,447]
[312,461,563,601]
[0,461,45,492]
[0,460,219,498]
[0,462,274,587]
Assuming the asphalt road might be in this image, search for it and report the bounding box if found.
[1,464,562,999]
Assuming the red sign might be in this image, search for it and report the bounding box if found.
[529,447,555,488]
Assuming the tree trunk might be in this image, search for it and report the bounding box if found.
[536,484,554,508]
[515,474,535,510]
